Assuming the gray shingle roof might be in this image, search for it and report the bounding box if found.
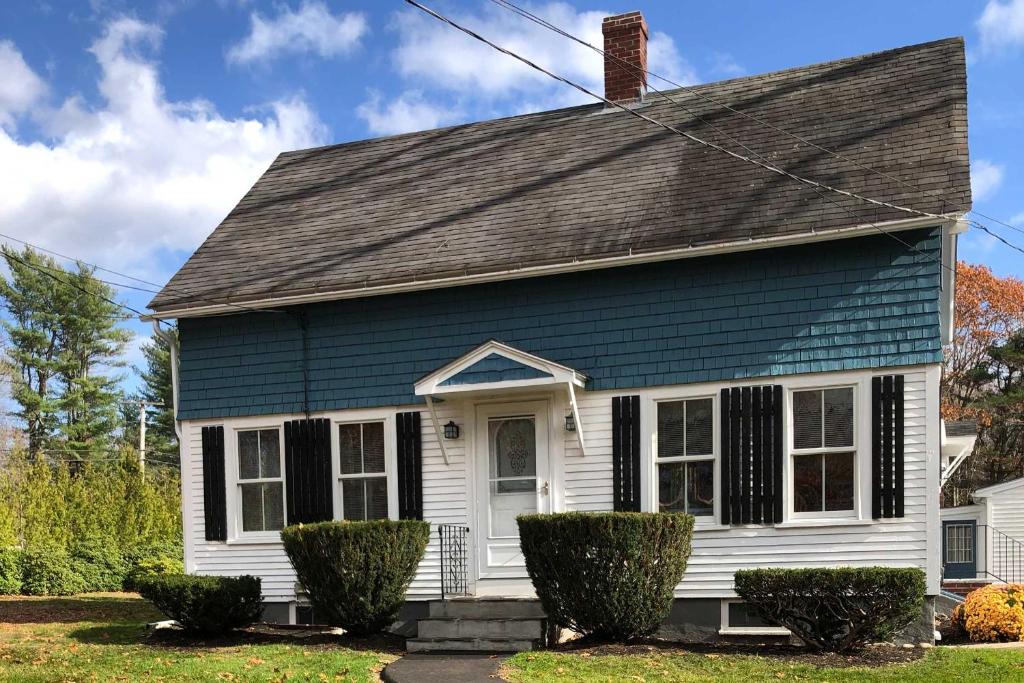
[150,37,970,315]
[946,420,978,437]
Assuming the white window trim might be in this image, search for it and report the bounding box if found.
[719,599,790,636]
[644,393,720,525]
[227,423,287,543]
[787,383,860,521]
[331,412,399,522]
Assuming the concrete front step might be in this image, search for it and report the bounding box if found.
[406,636,540,653]
[417,616,545,640]
[428,598,546,619]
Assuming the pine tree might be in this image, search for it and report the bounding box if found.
[53,264,132,458]
[0,246,131,460]
[138,330,177,459]
[0,247,65,456]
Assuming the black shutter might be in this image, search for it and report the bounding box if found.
[285,418,333,525]
[872,375,905,519]
[612,395,641,512]
[201,425,227,541]
[396,411,423,520]
[721,385,783,525]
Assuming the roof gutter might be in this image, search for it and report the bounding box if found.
[143,214,959,321]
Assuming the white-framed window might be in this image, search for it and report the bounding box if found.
[655,397,715,518]
[236,428,286,534]
[719,599,790,636]
[337,421,389,521]
[790,386,856,517]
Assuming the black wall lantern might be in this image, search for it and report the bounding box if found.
[564,413,576,432]
[443,420,460,440]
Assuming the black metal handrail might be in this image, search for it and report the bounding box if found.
[438,523,470,600]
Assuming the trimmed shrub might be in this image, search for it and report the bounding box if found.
[20,545,87,596]
[951,583,1024,642]
[0,547,22,594]
[734,567,926,652]
[71,537,129,592]
[281,519,431,635]
[126,557,184,592]
[518,512,694,640]
[138,574,263,635]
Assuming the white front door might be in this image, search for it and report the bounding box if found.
[475,401,550,579]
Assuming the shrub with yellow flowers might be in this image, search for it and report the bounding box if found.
[951,583,1024,642]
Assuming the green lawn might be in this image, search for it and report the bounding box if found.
[503,647,1024,682]
[0,594,397,682]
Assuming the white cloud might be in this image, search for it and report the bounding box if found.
[390,3,696,111]
[977,0,1024,53]
[356,89,460,136]
[971,159,1005,201]
[0,17,327,287]
[709,51,745,79]
[0,41,47,129]
[227,0,367,64]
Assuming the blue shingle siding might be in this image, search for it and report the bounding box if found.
[439,354,553,386]
[177,228,944,420]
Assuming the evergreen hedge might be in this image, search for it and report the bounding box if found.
[734,567,926,651]
[0,547,22,594]
[138,574,263,635]
[518,512,694,640]
[20,545,87,596]
[281,519,430,635]
[71,537,129,592]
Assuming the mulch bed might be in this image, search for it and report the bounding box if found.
[146,623,406,653]
[549,639,928,668]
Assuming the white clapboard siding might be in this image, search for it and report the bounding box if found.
[986,482,1024,581]
[183,365,938,604]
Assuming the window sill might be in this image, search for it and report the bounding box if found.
[224,535,284,546]
[774,518,872,529]
[719,627,791,636]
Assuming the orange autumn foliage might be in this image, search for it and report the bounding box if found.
[943,262,1024,422]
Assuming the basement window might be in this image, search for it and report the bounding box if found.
[719,600,790,636]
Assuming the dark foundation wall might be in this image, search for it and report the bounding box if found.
[178,229,943,420]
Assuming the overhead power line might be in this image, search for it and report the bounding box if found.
[409,0,1024,260]
[491,0,1024,255]
[0,232,286,318]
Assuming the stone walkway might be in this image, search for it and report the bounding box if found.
[382,653,509,683]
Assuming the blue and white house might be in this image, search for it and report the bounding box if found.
[147,13,972,648]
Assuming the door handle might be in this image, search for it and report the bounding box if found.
[539,481,549,495]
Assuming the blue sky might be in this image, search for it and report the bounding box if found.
[0,0,1023,387]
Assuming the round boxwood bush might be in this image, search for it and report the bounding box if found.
[20,544,87,596]
[0,547,23,595]
[951,583,1024,642]
[138,574,263,635]
[71,536,129,592]
[518,512,694,640]
[281,519,430,635]
[734,567,926,651]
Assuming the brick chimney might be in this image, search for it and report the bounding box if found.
[602,11,648,104]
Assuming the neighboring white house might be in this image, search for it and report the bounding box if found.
[940,476,1024,588]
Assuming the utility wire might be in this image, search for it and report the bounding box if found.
[0,232,286,318]
[486,0,953,272]
[487,0,1024,258]
[406,0,966,274]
